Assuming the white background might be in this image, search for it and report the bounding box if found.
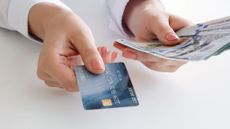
[0,0,230,129]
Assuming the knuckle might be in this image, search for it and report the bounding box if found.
[44,81,54,87]
[37,70,45,80]
[147,55,166,63]
[148,65,161,71]
[37,60,48,80]
[143,62,156,69]
[158,58,168,64]
[62,77,76,89]
[82,47,99,59]
[136,52,149,60]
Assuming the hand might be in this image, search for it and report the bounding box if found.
[67,46,118,73]
[29,3,117,92]
[115,0,192,72]
[114,42,186,72]
[123,0,192,44]
[98,46,118,64]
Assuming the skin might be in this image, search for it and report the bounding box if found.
[28,0,192,92]
[29,3,117,92]
[114,0,193,72]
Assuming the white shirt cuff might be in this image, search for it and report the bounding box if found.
[8,0,71,43]
[106,0,130,38]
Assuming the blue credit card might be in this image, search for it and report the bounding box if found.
[75,62,139,110]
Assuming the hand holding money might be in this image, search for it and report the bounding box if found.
[123,0,191,44]
[116,16,230,71]
[119,0,192,72]
[117,0,191,72]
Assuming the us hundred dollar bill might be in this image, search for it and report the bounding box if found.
[116,16,230,61]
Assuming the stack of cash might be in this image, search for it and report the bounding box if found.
[116,16,230,61]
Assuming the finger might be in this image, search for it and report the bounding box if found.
[98,47,103,56]
[67,55,84,68]
[150,15,180,45]
[122,48,167,62]
[122,48,186,67]
[105,51,116,64]
[44,80,62,88]
[69,20,105,74]
[37,69,53,81]
[142,61,180,72]
[113,42,128,51]
[101,47,109,63]
[111,52,118,62]
[45,51,78,92]
[51,63,78,92]
[151,58,187,67]
[165,60,187,67]
[100,47,118,63]
[101,46,107,60]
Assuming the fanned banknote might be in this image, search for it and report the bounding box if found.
[116,16,230,61]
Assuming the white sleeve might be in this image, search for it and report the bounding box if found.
[106,0,131,37]
[0,0,14,31]
[0,0,70,42]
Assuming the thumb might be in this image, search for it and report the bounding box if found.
[70,28,105,74]
[151,17,180,45]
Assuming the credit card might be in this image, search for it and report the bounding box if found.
[75,63,139,110]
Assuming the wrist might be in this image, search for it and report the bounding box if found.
[28,2,72,40]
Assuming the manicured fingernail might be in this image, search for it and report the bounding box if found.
[123,51,137,59]
[165,32,179,41]
[91,58,104,70]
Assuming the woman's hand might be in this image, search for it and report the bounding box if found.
[29,3,117,92]
[114,42,186,72]
[115,0,192,72]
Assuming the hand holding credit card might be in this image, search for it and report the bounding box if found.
[75,63,139,110]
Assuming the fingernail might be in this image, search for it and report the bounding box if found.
[123,51,137,59]
[91,58,104,70]
[165,32,179,41]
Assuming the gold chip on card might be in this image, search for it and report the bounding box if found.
[101,99,113,107]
